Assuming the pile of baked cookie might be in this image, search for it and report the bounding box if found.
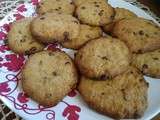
[7,0,160,119]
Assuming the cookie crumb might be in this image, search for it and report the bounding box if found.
[139,30,144,35]
[81,6,86,9]
[153,57,159,60]
[98,10,104,16]
[52,71,57,76]
[40,17,45,20]
[63,32,69,41]
[65,62,70,65]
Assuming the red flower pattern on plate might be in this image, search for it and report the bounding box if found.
[0,45,10,53]
[13,13,24,20]
[0,82,11,93]
[68,90,77,97]
[3,23,11,32]
[0,31,7,40]
[17,92,29,103]
[2,54,25,72]
[31,0,39,5]
[17,5,27,12]
[63,105,81,120]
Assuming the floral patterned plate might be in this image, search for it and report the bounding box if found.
[0,0,160,120]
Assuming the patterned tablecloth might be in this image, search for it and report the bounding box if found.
[0,0,159,120]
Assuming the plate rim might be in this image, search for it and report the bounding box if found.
[0,0,160,120]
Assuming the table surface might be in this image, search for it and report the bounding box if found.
[138,0,160,17]
[0,0,160,120]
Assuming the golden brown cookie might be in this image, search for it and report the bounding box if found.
[103,7,137,33]
[22,50,78,107]
[31,12,80,43]
[114,7,137,21]
[75,1,114,26]
[113,17,160,53]
[132,49,160,78]
[78,67,148,119]
[75,37,131,79]
[37,0,75,15]
[61,24,102,49]
[73,0,107,6]
[8,18,44,54]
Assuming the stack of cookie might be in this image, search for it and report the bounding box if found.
[7,0,160,119]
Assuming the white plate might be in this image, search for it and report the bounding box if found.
[0,0,160,120]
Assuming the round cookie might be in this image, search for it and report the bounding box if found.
[78,67,148,119]
[114,8,137,22]
[75,37,131,79]
[61,24,102,49]
[31,12,80,43]
[8,18,44,54]
[22,50,78,107]
[73,0,107,6]
[113,17,160,53]
[37,0,75,15]
[132,49,160,78]
[103,7,137,33]
[76,1,114,26]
